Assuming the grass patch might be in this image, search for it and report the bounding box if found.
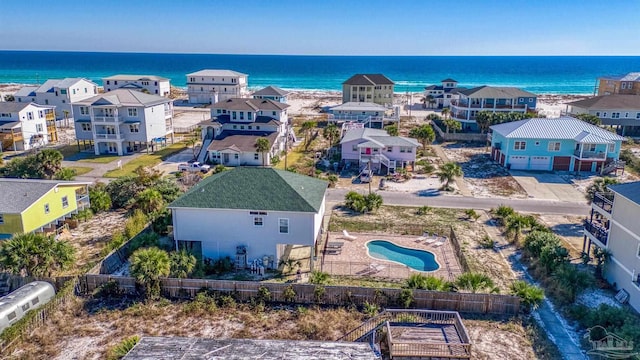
[275,149,305,170]
[67,166,93,176]
[104,142,187,178]
[57,144,119,163]
[78,156,120,164]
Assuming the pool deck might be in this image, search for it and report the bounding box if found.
[319,232,463,281]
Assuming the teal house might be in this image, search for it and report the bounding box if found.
[489,117,625,172]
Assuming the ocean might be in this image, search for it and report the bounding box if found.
[2,51,640,94]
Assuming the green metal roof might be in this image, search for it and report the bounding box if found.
[169,167,328,213]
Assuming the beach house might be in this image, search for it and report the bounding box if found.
[186,69,248,104]
[251,86,289,103]
[583,181,640,312]
[14,78,98,120]
[168,167,328,269]
[199,98,290,166]
[340,128,421,174]
[0,179,91,239]
[327,102,399,128]
[423,78,466,108]
[0,102,57,152]
[71,89,174,156]
[597,72,640,95]
[102,75,171,97]
[565,95,640,136]
[450,86,537,131]
[489,117,625,172]
[342,74,394,106]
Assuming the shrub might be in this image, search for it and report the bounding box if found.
[130,232,159,250]
[363,301,379,318]
[465,209,480,221]
[492,205,515,225]
[524,231,560,258]
[256,286,271,303]
[101,231,127,256]
[283,285,296,302]
[416,205,432,215]
[479,235,495,249]
[309,271,330,285]
[170,250,197,279]
[107,335,140,360]
[455,272,498,294]
[313,285,326,303]
[130,247,170,299]
[398,289,414,308]
[538,242,569,274]
[124,210,148,239]
[94,280,125,299]
[343,191,383,214]
[404,274,454,291]
[552,263,593,304]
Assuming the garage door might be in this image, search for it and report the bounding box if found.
[552,156,571,171]
[509,155,529,170]
[530,156,551,171]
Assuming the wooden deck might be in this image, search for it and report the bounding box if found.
[389,323,470,359]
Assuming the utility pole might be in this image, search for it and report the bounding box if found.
[284,125,288,170]
[368,160,372,195]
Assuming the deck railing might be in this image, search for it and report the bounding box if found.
[583,219,609,246]
[593,192,614,213]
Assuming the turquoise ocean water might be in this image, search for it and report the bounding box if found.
[2,51,640,94]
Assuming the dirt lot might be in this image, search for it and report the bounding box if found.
[441,143,527,199]
[13,296,552,360]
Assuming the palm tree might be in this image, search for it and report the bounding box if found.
[405,274,454,291]
[409,125,436,149]
[443,118,461,134]
[385,125,399,136]
[130,247,171,299]
[35,149,63,179]
[134,188,165,214]
[441,108,451,121]
[62,110,70,128]
[585,177,618,203]
[436,162,463,191]
[322,124,340,147]
[475,111,493,134]
[455,272,498,293]
[255,137,270,166]
[504,214,533,243]
[510,280,544,312]
[169,250,197,279]
[300,121,317,150]
[0,233,75,277]
[186,137,198,160]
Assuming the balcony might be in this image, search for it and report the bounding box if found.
[592,192,614,213]
[583,219,609,246]
[573,150,606,160]
[45,112,55,121]
[93,116,120,123]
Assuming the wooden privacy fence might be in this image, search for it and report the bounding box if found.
[448,226,470,273]
[320,261,414,280]
[78,274,520,315]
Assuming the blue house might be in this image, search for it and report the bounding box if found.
[489,117,625,172]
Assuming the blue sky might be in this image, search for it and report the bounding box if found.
[2,0,639,55]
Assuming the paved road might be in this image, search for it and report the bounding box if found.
[327,189,590,216]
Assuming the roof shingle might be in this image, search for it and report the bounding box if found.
[490,117,626,141]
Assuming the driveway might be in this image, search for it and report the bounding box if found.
[509,171,585,203]
[155,149,196,175]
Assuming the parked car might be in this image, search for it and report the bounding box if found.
[178,162,211,173]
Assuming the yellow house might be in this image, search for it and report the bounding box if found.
[0,179,91,239]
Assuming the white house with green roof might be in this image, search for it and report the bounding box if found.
[168,167,328,268]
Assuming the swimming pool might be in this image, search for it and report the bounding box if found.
[366,240,440,271]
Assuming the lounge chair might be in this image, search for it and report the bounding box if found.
[432,241,445,247]
[370,263,386,273]
[342,230,357,240]
[425,237,437,244]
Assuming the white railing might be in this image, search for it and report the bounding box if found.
[93,116,120,123]
[94,133,120,140]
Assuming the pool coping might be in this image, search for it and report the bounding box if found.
[364,239,441,273]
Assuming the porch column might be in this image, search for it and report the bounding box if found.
[116,142,123,156]
[582,234,587,253]
[94,141,100,155]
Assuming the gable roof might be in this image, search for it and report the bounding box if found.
[490,117,626,142]
[600,72,640,82]
[187,69,247,77]
[103,74,169,81]
[211,98,289,111]
[207,131,278,152]
[459,85,537,98]
[252,86,289,97]
[608,182,640,205]
[343,74,394,86]
[441,78,458,83]
[169,167,327,213]
[0,102,31,113]
[340,128,420,147]
[74,89,171,107]
[567,95,640,110]
[35,78,95,93]
[330,102,387,112]
[0,179,90,214]
[14,86,38,97]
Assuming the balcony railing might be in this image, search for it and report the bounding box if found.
[450,100,527,110]
[94,133,121,140]
[93,116,120,123]
[593,192,614,213]
[583,219,609,246]
[573,150,606,160]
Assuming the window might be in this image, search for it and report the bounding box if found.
[234,154,239,159]
[548,142,561,152]
[248,126,252,130]
[637,113,640,119]
[129,124,140,133]
[279,218,289,234]
[62,196,69,208]
[239,112,244,120]
[625,112,630,118]
[595,112,601,117]
[31,297,39,305]
[608,143,615,153]
[535,141,540,146]
[529,98,533,102]
[128,108,137,116]
[81,123,91,131]
[232,112,237,120]
[21,303,30,311]
[248,112,253,120]
[585,144,596,152]
[60,89,67,95]
[622,82,627,89]
[514,141,526,150]
[612,112,620,119]
[232,125,237,129]
[400,147,406,153]
[603,112,608,117]
[387,146,393,152]
[254,153,259,160]
[27,112,33,120]
[80,106,88,115]
[519,98,524,103]
[36,124,43,132]
[7,312,16,321]
[240,125,244,130]
[0,214,3,224]
[44,203,50,214]
[352,145,358,152]
[256,126,260,130]
[106,80,110,85]
[254,217,263,226]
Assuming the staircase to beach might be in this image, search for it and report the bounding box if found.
[196,139,212,163]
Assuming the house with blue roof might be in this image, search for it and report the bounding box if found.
[489,117,625,172]
[15,78,98,119]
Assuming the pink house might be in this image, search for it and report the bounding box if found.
[340,128,420,174]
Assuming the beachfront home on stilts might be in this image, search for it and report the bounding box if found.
[0,102,57,152]
[186,70,248,104]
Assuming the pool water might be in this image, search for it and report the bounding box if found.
[366,240,440,271]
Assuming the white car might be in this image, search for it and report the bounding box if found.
[178,162,211,173]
